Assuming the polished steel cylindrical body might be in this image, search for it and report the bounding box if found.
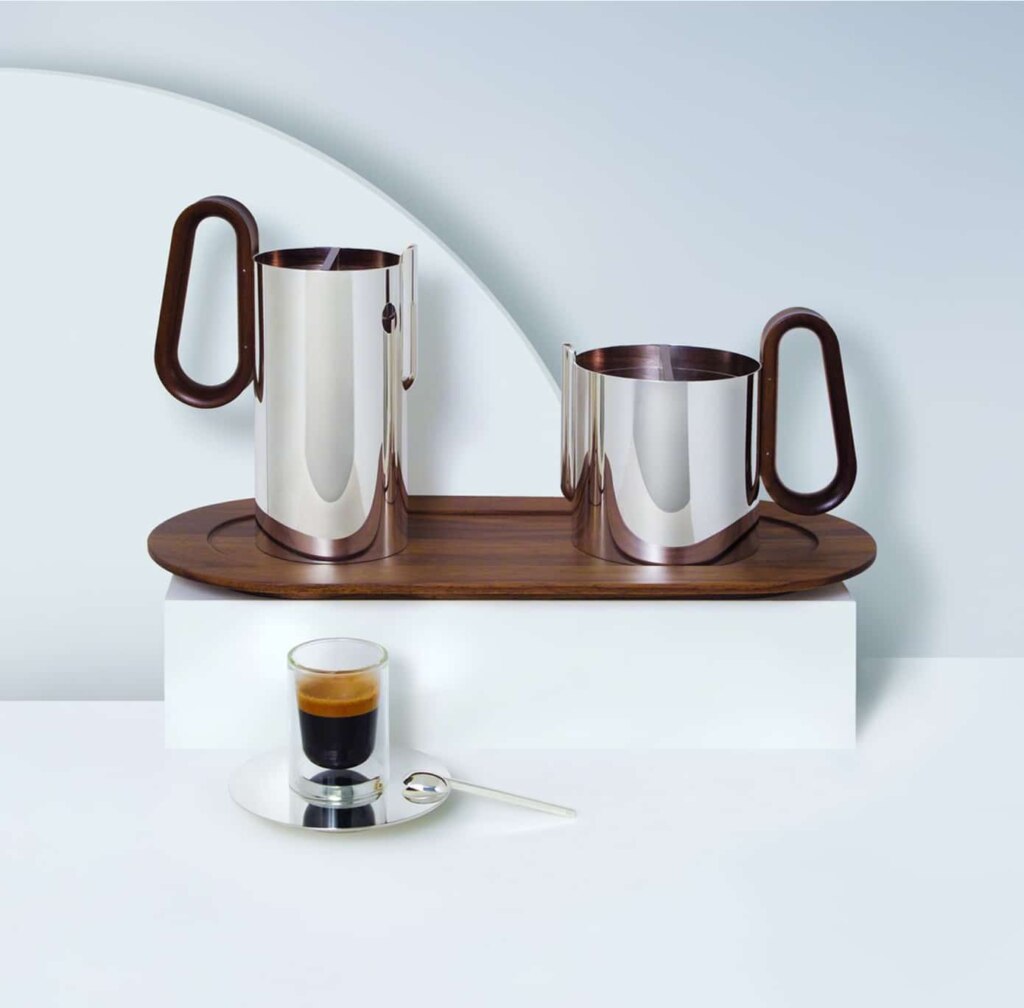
[561,344,759,565]
[254,247,416,560]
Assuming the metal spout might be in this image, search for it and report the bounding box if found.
[561,343,575,500]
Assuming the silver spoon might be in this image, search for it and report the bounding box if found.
[403,772,576,818]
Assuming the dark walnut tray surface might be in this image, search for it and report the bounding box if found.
[148,496,876,600]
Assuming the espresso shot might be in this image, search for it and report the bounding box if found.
[296,671,379,769]
[288,637,389,808]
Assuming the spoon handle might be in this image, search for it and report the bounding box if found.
[446,778,576,818]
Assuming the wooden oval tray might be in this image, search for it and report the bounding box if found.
[148,497,875,599]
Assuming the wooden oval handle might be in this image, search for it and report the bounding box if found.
[758,307,857,515]
[155,195,258,408]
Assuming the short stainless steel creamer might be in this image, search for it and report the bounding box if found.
[561,308,857,565]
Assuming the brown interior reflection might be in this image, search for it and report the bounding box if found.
[255,247,400,271]
[575,344,759,381]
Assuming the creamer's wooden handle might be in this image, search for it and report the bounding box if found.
[759,307,857,515]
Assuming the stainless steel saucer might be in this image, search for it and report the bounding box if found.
[229,747,450,833]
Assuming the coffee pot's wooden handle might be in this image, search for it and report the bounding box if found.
[155,195,258,408]
[758,307,857,515]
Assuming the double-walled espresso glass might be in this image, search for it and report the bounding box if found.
[289,638,389,808]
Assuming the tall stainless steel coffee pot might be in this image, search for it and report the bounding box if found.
[155,196,416,561]
[561,308,857,564]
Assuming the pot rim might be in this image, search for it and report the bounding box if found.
[572,344,760,382]
[255,247,400,271]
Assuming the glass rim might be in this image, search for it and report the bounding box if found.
[287,637,388,676]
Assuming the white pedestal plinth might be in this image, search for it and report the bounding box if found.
[164,577,856,750]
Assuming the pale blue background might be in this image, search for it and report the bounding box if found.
[2,1,1022,660]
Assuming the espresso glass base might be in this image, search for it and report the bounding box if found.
[230,747,450,833]
[289,767,384,808]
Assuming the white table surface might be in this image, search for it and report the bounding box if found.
[3,658,1022,1006]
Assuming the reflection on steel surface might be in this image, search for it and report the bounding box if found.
[562,342,760,565]
[254,246,416,561]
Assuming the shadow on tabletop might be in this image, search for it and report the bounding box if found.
[856,658,903,740]
[838,320,928,739]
